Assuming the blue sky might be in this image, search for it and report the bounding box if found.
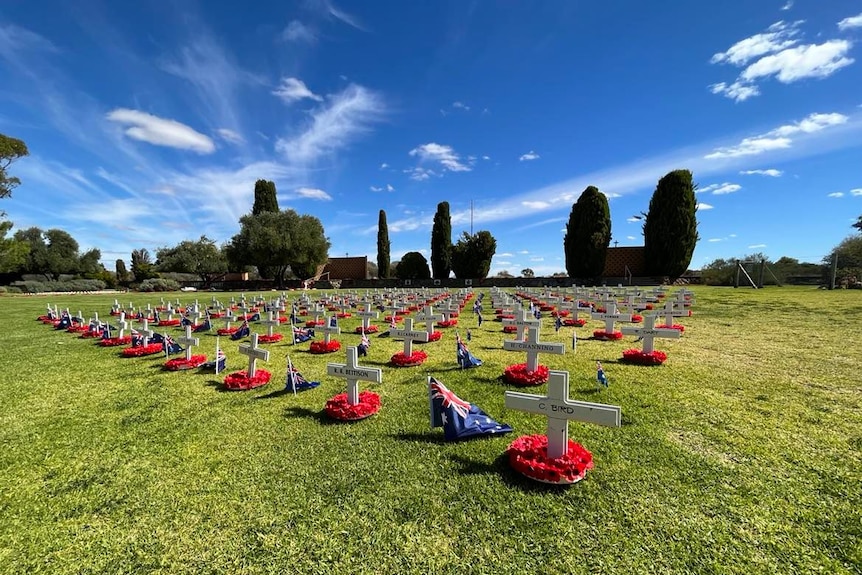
[2,0,861,277]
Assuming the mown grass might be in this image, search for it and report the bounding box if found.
[0,287,859,574]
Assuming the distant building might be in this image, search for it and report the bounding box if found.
[319,256,368,280]
[602,247,645,277]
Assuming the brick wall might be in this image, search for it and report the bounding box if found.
[602,247,646,276]
[323,256,368,280]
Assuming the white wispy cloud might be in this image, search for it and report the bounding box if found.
[294,187,332,200]
[409,143,471,172]
[827,192,844,198]
[404,167,435,181]
[386,184,395,192]
[106,108,215,153]
[281,20,316,43]
[380,162,389,169]
[626,235,636,240]
[275,84,384,164]
[708,238,723,242]
[838,13,862,31]
[497,252,514,257]
[217,128,244,144]
[705,112,847,159]
[851,189,862,196]
[273,77,323,104]
[709,21,854,102]
[626,216,641,222]
[522,200,550,209]
[321,0,367,31]
[706,183,742,195]
[748,244,767,248]
[697,203,714,210]
[781,0,793,10]
[452,101,470,111]
[519,151,540,161]
[370,184,395,192]
[740,168,783,177]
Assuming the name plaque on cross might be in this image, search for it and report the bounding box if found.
[503,326,565,371]
[327,346,383,405]
[177,325,200,361]
[620,313,680,353]
[239,333,270,378]
[390,318,430,356]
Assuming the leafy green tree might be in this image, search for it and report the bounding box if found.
[366,260,378,280]
[78,248,103,277]
[14,227,84,280]
[824,235,862,287]
[156,236,228,285]
[115,259,130,285]
[0,218,29,273]
[13,227,48,277]
[131,248,159,282]
[563,186,611,281]
[521,268,535,278]
[0,133,29,199]
[252,179,279,215]
[451,231,497,279]
[430,201,452,279]
[643,169,699,278]
[377,209,390,279]
[494,270,514,278]
[853,215,862,234]
[396,251,431,279]
[226,210,330,288]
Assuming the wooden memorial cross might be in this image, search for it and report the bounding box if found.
[357,302,379,331]
[116,313,128,338]
[503,325,565,371]
[177,325,200,361]
[415,305,444,338]
[238,333,270,378]
[326,346,383,406]
[140,319,155,345]
[503,307,540,340]
[261,311,280,337]
[591,300,632,333]
[663,299,688,325]
[319,316,341,344]
[621,314,681,354]
[390,318,429,357]
[505,370,621,458]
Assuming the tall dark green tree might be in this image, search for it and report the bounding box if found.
[115,259,130,284]
[643,169,699,278]
[450,231,496,279]
[430,201,452,279]
[377,209,390,279]
[252,179,279,215]
[0,133,29,199]
[396,251,431,280]
[853,214,862,234]
[131,248,159,281]
[563,186,611,281]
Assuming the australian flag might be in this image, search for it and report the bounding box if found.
[358,330,370,357]
[231,320,250,340]
[285,357,320,393]
[428,377,512,441]
[456,333,482,369]
[193,319,211,333]
[163,334,182,355]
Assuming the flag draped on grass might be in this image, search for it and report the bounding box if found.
[428,377,512,441]
[456,332,482,369]
[285,356,320,394]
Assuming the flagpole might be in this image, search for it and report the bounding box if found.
[215,336,221,375]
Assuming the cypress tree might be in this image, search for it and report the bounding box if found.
[252,180,279,215]
[377,209,390,279]
[430,201,452,279]
[643,169,699,278]
[563,186,611,281]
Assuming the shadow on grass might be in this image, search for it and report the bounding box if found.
[391,432,451,445]
[282,406,342,426]
[451,453,576,494]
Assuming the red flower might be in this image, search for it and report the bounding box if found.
[217,328,238,336]
[593,330,623,341]
[630,314,644,323]
[552,310,570,318]
[306,319,326,327]
[354,325,379,333]
[157,319,181,327]
[503,363,550,386]
[310,340,341,354]
[336,312,352,319]
[503,325,518,333]
[99,336,132,347]
[496,314,515,321]
[656,323,685,332]
[79,330,101,339]
[383,315,402,323]
[164,354,207,371]
[121,343,164,357]
[390,350,428,367]
[418,331,442,342]
[539,305,555,312]
[209,312,225,319]
[436,319,458,328]
[507,434,594,484]
[258,333,283,343]
[562,318,586,327]
[66,325,89,333]
[324,391,381,421]
[223,369,272,391]
[621,349,668,365]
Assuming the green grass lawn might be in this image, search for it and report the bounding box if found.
[0,287,859,574]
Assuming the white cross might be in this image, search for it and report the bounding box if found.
[390,318,429,356]
[140,319,154,345]
[319,316,341,344]
[326,346,383,405]
[502,307,539,340]
[503,326,565,371]
[659,299,687,326]
[311,304,326,324]
[357,303,378,330]
[415,305,444,338]
[223,309,235,329]
[591,301,632,333]
[261,311,280,337]
[621,313,681,353]
[505,370,621,458]
[239,333,270,378]
[116,313,128,338]
[177,325,200,361]
[440,302,459,322]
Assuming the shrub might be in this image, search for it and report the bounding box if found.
[137,278,181,292]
